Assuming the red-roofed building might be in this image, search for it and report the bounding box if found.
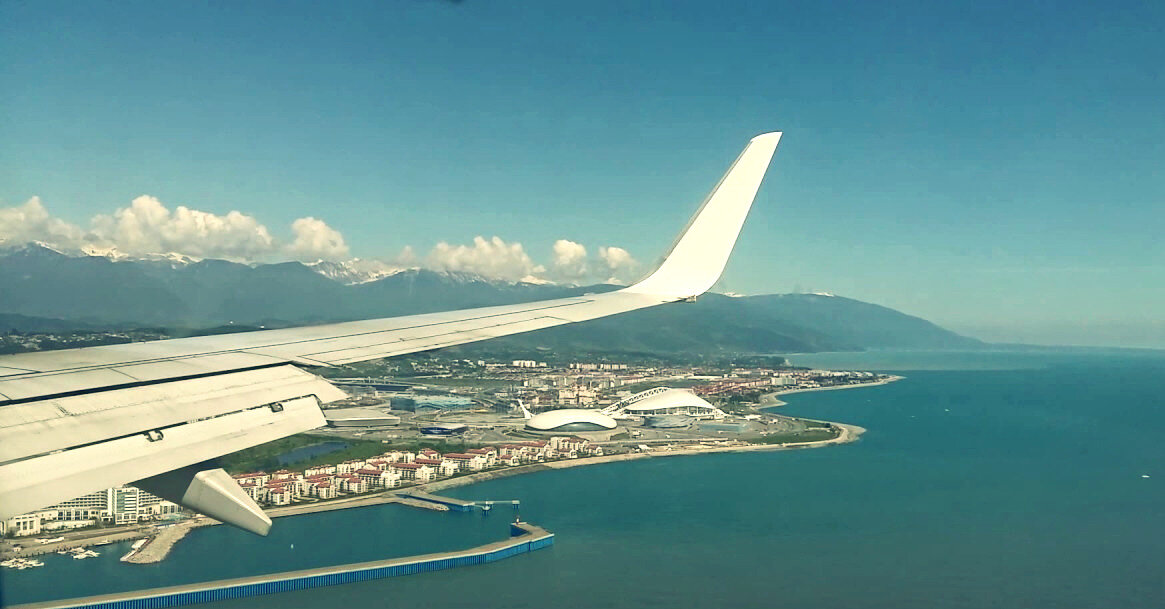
[304,465,337,477]
[443,453,488,471]
[414,457,458,477]
[497,454,522,467]
[232,472,271,486]
[339,475,368,494]
[465,447,497,466]
[390,462,436,482]
[268,488,291,506]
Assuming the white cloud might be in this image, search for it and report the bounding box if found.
[89,195,275,261]
[392,245,418,266]
[425,236,546,283]
[287,217,350,261]
[0,197,86,247]
[0,195,356,263]
[0,196,643,287]
[598,245,639,284]
[550,239,589,282]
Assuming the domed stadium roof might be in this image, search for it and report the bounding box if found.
[612,387,725,418]
[525,409,618,432]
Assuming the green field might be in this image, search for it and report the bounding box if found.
[218,434,482,474]
[751,428,840,445]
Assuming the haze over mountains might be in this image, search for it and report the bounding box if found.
[0,244,981,354]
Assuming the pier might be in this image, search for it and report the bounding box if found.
[10,522,553,609]
[396,491,477,511]
[397,491,519,512]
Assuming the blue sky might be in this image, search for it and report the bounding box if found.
[1,1,1163,347]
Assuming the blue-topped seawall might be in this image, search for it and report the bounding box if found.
[11,523,553,609]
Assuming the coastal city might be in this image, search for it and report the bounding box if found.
[1,356,894,572]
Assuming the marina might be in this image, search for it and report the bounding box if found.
[2,557,45,570]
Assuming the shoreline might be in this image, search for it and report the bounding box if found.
[86,422,868,564]
[761,375,903,408]
[5,376,891,564]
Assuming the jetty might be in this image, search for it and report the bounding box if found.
[396,491,520,512]
[10,522,553,609]
[396,491,476,511]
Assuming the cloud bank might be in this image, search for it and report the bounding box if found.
[426,236,546,283]
[598,245,640,284]
[90,196,278,260]
[0,196,639,285]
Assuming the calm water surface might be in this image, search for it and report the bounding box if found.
[276,441,349,465]
[5,350,1163,608]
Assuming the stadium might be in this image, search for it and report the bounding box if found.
[611,387,726,419]
[524,409,619,433]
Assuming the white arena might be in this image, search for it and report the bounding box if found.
[610,387,726,419]
[525,409,619,433]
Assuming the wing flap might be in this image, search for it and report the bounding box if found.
[0,395,326,521]
[0,351,287,402]
[0,365,345,463]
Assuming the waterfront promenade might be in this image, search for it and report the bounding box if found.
[10,522,553,609]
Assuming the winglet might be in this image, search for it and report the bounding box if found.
[626,132,781,298]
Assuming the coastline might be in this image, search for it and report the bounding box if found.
[761,374,903,408]
[412,421,866,494]
[8,376,890,565]
[116,422,867,563]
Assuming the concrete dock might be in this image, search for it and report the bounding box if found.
[396,491,476,511]
[10,522,553,609]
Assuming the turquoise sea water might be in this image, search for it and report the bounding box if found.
[5,350,1164,608]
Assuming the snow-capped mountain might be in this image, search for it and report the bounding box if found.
[0,240,983,353]
[80,246,202,268]
[306,258,411,285]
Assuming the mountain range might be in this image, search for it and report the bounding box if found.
[0,243,982,354]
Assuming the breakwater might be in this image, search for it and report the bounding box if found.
[397,491,476,511]
[10,522,553,609]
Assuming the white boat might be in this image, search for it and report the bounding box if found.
[1,557,45,569]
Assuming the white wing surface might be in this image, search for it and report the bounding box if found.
[0,132,781,534]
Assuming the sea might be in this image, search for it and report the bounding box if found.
[4,349,1163,609]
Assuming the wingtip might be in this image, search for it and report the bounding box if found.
[624,132,780,299]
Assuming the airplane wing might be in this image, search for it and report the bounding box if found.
[0,132,781,535]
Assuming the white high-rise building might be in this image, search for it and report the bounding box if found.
[3,486,182,536]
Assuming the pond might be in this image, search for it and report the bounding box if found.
[275,441,349,465]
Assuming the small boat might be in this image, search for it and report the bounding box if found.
[1,557,45,569]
